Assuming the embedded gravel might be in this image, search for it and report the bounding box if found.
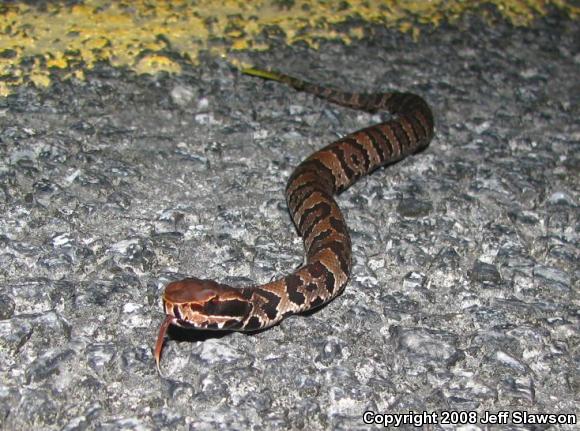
[0,12,578,431]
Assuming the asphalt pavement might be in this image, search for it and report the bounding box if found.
[0,9,578,431]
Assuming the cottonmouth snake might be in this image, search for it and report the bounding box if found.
[154,68,434,370]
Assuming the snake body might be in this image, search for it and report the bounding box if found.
[154,69,434,369]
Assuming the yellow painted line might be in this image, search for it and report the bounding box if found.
[0,1,578,96]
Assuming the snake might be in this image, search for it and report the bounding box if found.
[154,68,434,370]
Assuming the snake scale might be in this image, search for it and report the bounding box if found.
[154,68,434,370]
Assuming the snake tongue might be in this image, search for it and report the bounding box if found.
[154,315,175,375]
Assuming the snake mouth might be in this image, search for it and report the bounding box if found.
[163,300,245,330]
[153,313,205,374]
[155,297,248,372]
[154,306,244,373]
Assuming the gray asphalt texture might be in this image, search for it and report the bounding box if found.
[0,11,578,431]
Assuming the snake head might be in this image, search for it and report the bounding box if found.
[155,277,251,373]
[162,277,251,330]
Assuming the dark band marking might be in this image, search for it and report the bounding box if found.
[370,126,393,161]
[287,159,335,193]
[287,180,318,210]
[307,262,326,278]
[306,228,332,253]
[244,316,262,331]
[389,121,408,155]
[302,207,335,245]
[328,216,348,237]
[344,137,371,172]
[363,128,387,163]
[285,273,307,306]
[324,267,336,294]
[309,297,324,309]
[305,282,319,292]
[309,239,351,277]
[255,288,282,321]
[404,113,424,145]
[203,299,252,318]
[298,200,331,234]
[329,145,355,181]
